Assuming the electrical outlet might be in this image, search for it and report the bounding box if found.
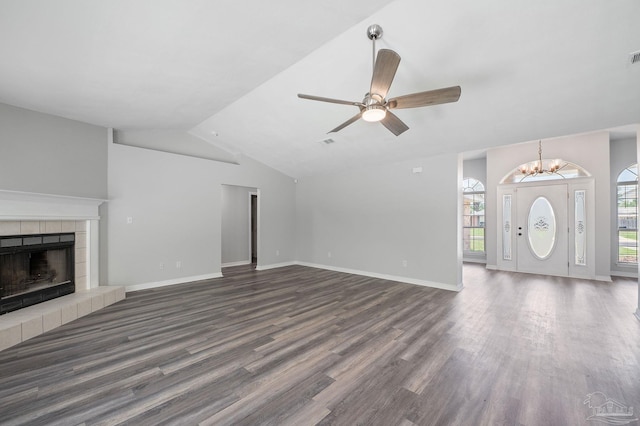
[402,260,408,267]
[327,251,332,258]
[276,249,280,256]
[126,217,133,224]
[176,260,182,269]
[159,262,164,270]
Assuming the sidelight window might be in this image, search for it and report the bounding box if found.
[463,178,485,254]
[617,164,638,264]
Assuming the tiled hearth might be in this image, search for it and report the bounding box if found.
[0,191,125,352]
[0,284,125,351]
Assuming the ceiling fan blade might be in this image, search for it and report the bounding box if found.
[387,86,461,109]
[370,49,401,100]
[328,112,362,133]
[298,94,362,107]
[380,111,409,136]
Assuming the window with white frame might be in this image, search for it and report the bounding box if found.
[463,177,485,254]
[617,164,638,264]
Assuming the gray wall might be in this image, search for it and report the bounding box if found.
[486,131,610,279]
[463,158,487,185]
[221,184,256,265]
[115,129,238,164]
[0,102,107,198]
[106,139,295,287]
[610,137,637,276]
[295,153,462,290]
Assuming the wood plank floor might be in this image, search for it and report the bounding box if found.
[0,264,639,425]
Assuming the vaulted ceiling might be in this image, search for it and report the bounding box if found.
[1,0,639,177]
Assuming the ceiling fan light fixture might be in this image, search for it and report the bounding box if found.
[362,104,386,122]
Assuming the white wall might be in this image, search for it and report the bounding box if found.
[0,102,107,198]
[295,153,462,291]
[486,131,610,279]
[610,137,637,277]
[221,185,256,266]
[105,139,295,289]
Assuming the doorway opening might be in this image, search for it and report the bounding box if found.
[221,185,259,274]
[251,192,257,264]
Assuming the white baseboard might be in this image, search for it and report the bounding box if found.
[295,261,463,292]
[125,272,223,292]
[221,260,251,268]
[463,258,487,264]
[488,264,613,282]
[610,270,638,279]
[255,261,296,271]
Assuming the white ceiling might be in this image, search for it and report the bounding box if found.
[1,0,639,178]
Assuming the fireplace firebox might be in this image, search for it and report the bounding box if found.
[0,233,75,314]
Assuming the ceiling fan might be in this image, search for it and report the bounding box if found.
[298,24,461,136]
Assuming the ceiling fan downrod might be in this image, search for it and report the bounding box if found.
[367,24,383,72]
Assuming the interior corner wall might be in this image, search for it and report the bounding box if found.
[610,137,638,276]
[221,185,256,265]
[295,153,461,290]
[463,158,487,184]
[106,140,295,288]
[0,102,107,198]
[485,132,610,278]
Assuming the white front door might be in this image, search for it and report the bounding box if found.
[516,184,568,276]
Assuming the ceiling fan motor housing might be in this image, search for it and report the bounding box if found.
[364,92,384,106]
[367,24,383,40]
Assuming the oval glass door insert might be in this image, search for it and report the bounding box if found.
[527,196,557,259]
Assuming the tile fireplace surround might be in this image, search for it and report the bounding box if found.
[0,190,125,351]
[1,220,90,290]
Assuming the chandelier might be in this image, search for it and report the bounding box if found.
[518,141,566,181]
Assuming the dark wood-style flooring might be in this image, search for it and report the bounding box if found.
[0,264,639,425]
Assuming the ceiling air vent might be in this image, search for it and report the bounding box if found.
[630,50,640,65]
[321,138,335,145]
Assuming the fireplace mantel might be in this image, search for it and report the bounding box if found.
[0,190,107,291]
[0,189,106,221]
[0,190,125,352]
